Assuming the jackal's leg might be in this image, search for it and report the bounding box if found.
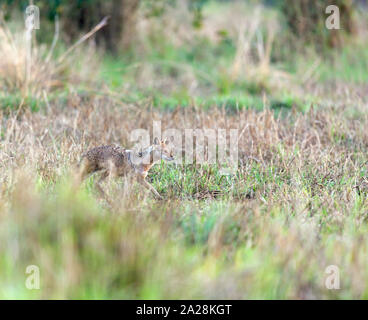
[138,176,163,200]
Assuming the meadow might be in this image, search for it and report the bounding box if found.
[1,0,368,299]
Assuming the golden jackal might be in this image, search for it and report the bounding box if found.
[78,138,174,199]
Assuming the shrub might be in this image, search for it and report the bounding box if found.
[279,0,356,50]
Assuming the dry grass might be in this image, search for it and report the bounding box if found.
[0,21,65,97]
[0,16,103,100]
[130,2,292,98]
[1,90,368,298]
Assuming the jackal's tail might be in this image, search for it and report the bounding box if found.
[77,153,87,168]
[72,154,89,187]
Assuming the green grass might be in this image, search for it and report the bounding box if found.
[0,93,41,112]
[3,155,368,299]
[317,43,368,84]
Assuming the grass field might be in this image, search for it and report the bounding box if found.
[1,1,368,299]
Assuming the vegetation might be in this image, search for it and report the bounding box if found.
[0,0,368,299]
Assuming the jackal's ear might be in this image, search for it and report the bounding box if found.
[163,136,173,145]
[154,137,160,145]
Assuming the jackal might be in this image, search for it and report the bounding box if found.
[78,138,174,199]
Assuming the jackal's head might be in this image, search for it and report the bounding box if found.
[151,137,175,162]
[136,137,175,165]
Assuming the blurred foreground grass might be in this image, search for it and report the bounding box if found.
[2,165,368,299]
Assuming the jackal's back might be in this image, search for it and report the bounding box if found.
[81,145,128,173]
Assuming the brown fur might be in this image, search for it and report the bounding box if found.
[78,140,174,199]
